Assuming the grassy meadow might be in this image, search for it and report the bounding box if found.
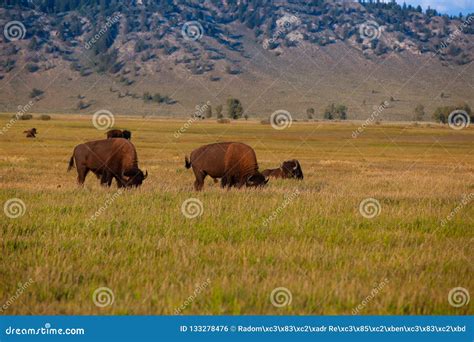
[0,115,473,315]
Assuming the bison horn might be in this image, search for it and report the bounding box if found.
[293,164,298,170]
[264,176,269,184]
[144,170,148,179]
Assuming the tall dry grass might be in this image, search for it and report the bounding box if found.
[0,115,472,314]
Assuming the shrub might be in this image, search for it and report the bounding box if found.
[76,100,90,110]
[205,105,212,118]
[30,88,44,98]
[306,108,315,119]
[17,114,33,120]
[40,114,51,121]
[80,69,92,77]
[70,62,82,72]
[324,104,335,120]
[225,65,241,75]
[26,63,39,73]
[433,103,472,123]
[217,118,230,124]
[324,103,348,120]
[152,93,162,103]
[215,104,223,119]
[142,92,153,102]
[336,104,348,120]
[413,104,425,121]
[227,97,243,119]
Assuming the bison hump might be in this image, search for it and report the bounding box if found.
[224,143,258,177]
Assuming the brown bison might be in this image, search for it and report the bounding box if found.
[262,159,303,180]
[68,139,147,187]
[24,128,37,138]
[106,129,131,140]
[185,142,268,191]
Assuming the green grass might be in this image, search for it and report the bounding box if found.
[0,115,472,315]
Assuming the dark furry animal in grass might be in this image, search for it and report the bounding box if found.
[106,129,131,140]
[24,128,37,138]
[185,142,268,191]
[68,139,147,188]
[262,160,304,180]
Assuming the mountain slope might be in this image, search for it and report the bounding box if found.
[0,0,473,120]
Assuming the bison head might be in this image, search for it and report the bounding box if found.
[246,173,269,188]
[124,168,148,187]
[282,160,303,180]
[122,130,132,140]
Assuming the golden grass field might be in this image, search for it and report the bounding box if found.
[0,114,472,315]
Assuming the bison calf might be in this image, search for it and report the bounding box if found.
[68,139,147,188]
[185,142,268,191]
[262,159,303,180]
[24,128,37,138]
[106,129,131,140]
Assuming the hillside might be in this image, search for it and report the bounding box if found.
[0,0,473,120]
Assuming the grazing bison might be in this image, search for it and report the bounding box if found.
[106,129,131,140]
[262,159,303,180]
[185,142,268,191]
[24,128,37,138]
[68,139,147,187]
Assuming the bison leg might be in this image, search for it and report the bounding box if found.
[220,176,228,188]
[221,175,233,189]
[77,167,89,186]
[221,175,238,189]
[107,173,114,187]
[100,171,112,187]
[194,178,204,191]
[115,176,127,188]
[193,170,206,191]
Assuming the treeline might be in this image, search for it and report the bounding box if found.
[358,0,468,20]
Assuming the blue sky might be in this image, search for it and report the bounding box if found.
[394,0,474,15]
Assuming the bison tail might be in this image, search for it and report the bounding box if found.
[67,156,74,172]
[185,156,191,169]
